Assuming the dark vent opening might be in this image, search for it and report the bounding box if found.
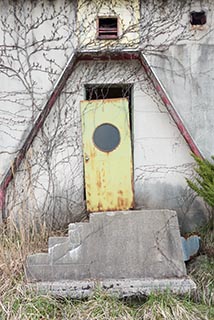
[85,85,131,105]
[85,84,133,132]
[98,18,118,39]
[190,11,206,25]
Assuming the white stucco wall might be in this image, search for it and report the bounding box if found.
[144,0,214,158]
[147,42,214,158]
[0,0,76,181]
[77,0,140,50]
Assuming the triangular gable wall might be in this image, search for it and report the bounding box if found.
[0,51,202,221]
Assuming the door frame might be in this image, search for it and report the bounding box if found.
[82,83,134,205]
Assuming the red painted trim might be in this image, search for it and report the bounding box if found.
[140,54,203,158]
[0,188,4,211]
[77,52,140,61]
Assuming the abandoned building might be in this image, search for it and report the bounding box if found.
[0,0,213,234]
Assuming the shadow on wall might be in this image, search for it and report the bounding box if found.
[135,181,208,234]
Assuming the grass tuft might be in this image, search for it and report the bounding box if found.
[62,288,135,319]
[187,222,214,307]
[188,255,214,306]
[135,292,212,320]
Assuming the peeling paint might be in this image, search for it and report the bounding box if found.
[0,188,4,210]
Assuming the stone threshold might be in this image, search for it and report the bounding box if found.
[28,277,196,299]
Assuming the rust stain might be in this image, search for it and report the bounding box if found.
[97,202,103,211]
[130,199,135,209]
[117,196,129,210]
[86,199,91,212]
[96,170,102,189]
[117,190,128,210]
[117,197,124,209]
[89,147,96,159]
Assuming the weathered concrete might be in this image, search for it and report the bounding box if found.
[26,210,195,295]
[30,278,196,298]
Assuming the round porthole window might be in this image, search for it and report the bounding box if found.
[93,123,120,152]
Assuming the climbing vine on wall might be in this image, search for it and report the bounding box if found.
[0,0,210,228]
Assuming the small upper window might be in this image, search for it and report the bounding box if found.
[98,17,118,39]
[190,11,206,25]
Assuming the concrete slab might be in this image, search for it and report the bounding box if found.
[30,278,196,298]
[25,210,196,296]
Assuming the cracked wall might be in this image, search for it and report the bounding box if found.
[145,0,214,158]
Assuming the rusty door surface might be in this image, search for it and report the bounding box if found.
[80,98,134,212]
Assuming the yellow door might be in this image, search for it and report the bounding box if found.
[80,98,134,212]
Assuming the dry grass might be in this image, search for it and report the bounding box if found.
[135,292,211,320]
[0,218,213,319]
[188,256,214,307]
[63,289,135,320]
[0,218,50,287]
[0,217,64,319]
[187,224,214,307]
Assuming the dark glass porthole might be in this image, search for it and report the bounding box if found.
[190,11,206,25]
[93,123,120,152]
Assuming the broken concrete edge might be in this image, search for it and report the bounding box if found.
[181,235,201,261]
[26,277,196,299]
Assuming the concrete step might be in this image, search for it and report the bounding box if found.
[25,210,196,296]
[48,237,68,249]
[30,278,196,299]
